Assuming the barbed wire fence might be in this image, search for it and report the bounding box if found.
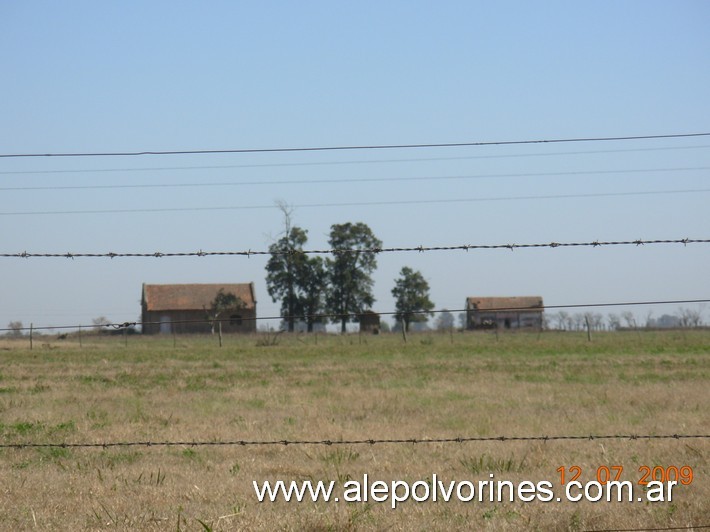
[1,237,709,259]
[1,433,710,450]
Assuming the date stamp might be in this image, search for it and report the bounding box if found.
[554,465,693,503]
[556,465,694,486]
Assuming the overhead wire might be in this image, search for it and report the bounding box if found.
[2,188,709,215]
[1,166,708,192]
[2,144,709,176]
[2,132,709,158]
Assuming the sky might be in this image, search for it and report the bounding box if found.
[1,1,709,332]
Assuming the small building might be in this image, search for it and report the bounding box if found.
[359,310,381,334]
[142,283,256,334]
[465,296,544,330]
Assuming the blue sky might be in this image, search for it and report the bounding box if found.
[1,1,709,331]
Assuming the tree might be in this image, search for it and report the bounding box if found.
[204,289,244,334]
[677,307,703,328]
[607,313,621,331]
[265,215,326,332]
[621,311,636,329]
[92,316,111,332]
[266,225,309,332]
[325,222,382,333]
[571,313,584,331]
[555,312,570,331]
[7,321,23,337]
[391,267,435,332]
[435,309,455,330]
[297,254,326,332]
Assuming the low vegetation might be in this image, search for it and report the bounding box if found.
[0,330,708,530]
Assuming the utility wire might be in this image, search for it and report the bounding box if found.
[2,132,709,158]
[2,238,708,259]
[2,188,709,216]
[2,166,708,192]
[3,144,709,176]
[2,298,708,332]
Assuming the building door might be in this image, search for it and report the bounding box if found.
[159,315,171,334]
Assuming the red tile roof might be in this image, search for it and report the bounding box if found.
[143,283,255,311]
[466,296,543,312]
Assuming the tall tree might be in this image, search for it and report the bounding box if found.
[391,267,435,332]
[298,255,326,332]
[265,226,309,332]
[326,222,382,333]
[265,206,326,332]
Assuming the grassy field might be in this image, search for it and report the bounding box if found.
[0,330,708,530]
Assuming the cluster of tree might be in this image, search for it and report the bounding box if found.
[265,210,435,333]
[265,210,381,333]
[547,307,705,331]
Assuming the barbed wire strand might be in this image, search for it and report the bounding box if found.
[1,433,709,450]
[2,132,709,158]
[587,526,710,532]
[2,238,709,259]
[2,298,708,332]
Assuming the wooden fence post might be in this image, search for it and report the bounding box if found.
[30,323,33,350]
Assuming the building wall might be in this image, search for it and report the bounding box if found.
[142,308,257,334]
[467,311,542,330]
[359,313,381,334]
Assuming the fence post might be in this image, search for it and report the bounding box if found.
[400,319,407,343]
[79,325,82,348]
[218,321,223,347]
[30,323,33,350]
[585,316,592,342]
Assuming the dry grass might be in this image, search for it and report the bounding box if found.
[0,330,708,530]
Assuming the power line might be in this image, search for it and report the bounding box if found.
[2,166,708,192]
[3,298,708,332]
[1,433,708,450]
[3,144,709,176]
[2,188,709,216]
[2,132,709,158]
[2,238,708,259]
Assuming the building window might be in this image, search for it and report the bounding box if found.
[230,314,243,326]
